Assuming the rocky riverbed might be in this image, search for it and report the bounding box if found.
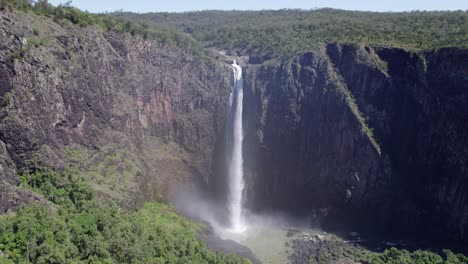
[289,231,364,264]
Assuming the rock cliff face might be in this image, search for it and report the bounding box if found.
[242,44,467,244]
[0,9,232,209]
[327,45,467,243]
[242,47,388,236]
[0,8,467,246]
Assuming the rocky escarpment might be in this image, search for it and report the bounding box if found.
[242,47,388,231]
[328,45,468,243]
[0,7,467,249]
[0,9,233,211]
[242,44,467,245]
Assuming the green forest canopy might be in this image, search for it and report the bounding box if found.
[0,170,251,263]
[114,9,468,57]
[3,0,467,58]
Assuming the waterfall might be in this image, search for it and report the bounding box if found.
[226,59,246,233]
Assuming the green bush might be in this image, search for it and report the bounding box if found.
[26,36,43,48]
[0,170,250,263]
[0,0,30,10]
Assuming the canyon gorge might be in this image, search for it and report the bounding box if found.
[0,4,467,263]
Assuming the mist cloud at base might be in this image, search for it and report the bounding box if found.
[168,180,315,240]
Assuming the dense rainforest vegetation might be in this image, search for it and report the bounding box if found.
[3,0,466,58]
[114,9,468,57]
[0,169,251,263]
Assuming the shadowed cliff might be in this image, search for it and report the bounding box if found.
[242,44,467,246]
[0,6,467,250]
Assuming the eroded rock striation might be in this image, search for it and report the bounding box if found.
[0,9,232,210]
[242,44,467,244]
[0,8,466,246]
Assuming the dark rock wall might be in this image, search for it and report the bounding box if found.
[243,47,387,230]
[243,44,467,243]
[0,10,232,210]
[327,44,468,242]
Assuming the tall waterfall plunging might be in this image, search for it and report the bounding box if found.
[225,59,246,233]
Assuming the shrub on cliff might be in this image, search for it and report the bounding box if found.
[0,0,29,10]
[0,0,205,57]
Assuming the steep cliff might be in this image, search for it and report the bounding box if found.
[243,47,388,230]
[0,9,232,210]
[0,7,467,248]
[242,44,467,244]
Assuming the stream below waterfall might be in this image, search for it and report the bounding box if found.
[219,226,327,264]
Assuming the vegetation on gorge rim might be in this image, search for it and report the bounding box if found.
[0,0,205,57]
[3,0,466,59]
[114,9,468,57]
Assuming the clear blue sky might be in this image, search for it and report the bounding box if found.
[48,0,468,13]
